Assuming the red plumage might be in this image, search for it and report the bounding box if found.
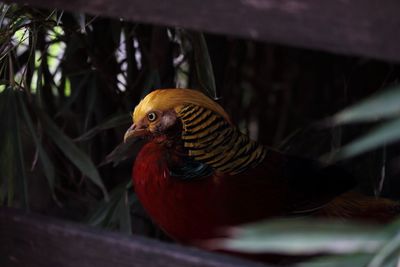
[133,139,288,244]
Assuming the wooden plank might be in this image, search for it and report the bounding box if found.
[5,0,400,62]
[0,208,268,267]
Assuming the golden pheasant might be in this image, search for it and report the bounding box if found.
[124,88,399,249]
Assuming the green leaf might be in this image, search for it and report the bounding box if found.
[0,87,28,208]
[76,113,131,142]
[87,186,122,227]
[189,32,217,99]
[56,74,90,116]
[367,232,400,267]
[100,137,142,167]
[35,55,44,106]
[87,181,131,233]
[213,219,384,255]
[113,190,132,234]
[335,118,400,159]
[0,5,11,28]
[10,90,28,209]
[0,87,15,206]
[40,112,109,200]
[17,93,59,203]
[332,86,400,125]
[299,254,373,267]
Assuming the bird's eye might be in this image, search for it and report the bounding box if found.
[147,112,157,122]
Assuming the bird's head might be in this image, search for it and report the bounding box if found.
[124,89,230,143]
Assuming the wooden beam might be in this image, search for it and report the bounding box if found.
[0,208,268,267]
[5,0,400,62]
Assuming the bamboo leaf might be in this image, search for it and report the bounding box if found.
[0,87,15,206]
[87,181,131,233]
[40,112,109,200]
[17,93,59,202]
[0,87,28,208]
[56,74,90,116]
[332,86,400,125]
[0,5,11,28]
[299,254,373,267]
[335,118,400,159]
[35,55,44,106]
[367,232,400,267]
[100,137,142,167]
[10,89,28,209]
[56,10,64,25]
[87,188,121,227]
[75,114,131,142]
[212,219,384,255]
[189,32,217,99]
[114,190,132,234]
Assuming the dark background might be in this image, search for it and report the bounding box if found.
[1,6,400,240]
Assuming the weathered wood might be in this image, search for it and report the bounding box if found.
[5,0,400,62]
[0,208,267,267]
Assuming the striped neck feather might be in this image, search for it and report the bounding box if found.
[177,104,266,175]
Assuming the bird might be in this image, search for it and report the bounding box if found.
[124,88,400,249]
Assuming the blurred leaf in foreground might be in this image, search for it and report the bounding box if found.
[333,118,400,159]
[210,218,384,255]
[329,85,400,160]
[212,218,400,267]
[298,254,373,267]
[332,86,400,125]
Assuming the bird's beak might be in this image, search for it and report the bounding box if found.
[124,123,148,143]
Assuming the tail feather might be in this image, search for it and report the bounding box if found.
[317,191,400,223]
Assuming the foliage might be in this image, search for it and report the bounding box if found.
[2,3,400,267]
[330,86,400,159]
[0,3,216,228]
[216,218,400,267]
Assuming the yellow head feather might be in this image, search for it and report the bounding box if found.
[133,88,231,123]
